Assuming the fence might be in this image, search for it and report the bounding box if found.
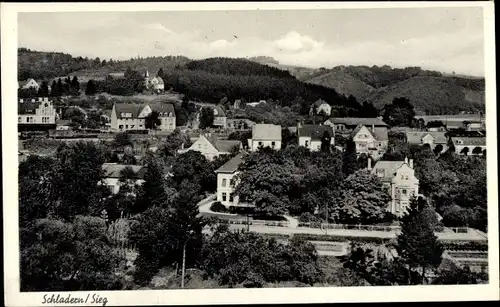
[297,222,400,232]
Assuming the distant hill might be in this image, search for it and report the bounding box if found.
[301,65,485,115]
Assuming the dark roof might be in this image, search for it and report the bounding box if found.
[204,134,242,152]
[114,103,144,119]
[18,102,39,114]
[56,119,72,126]
[371,161,406,182]
[149,103,175,115]
[327,117,388,127]
[215,154,244,173]
[102,163,147,179]
[297,125,333,141]
[406,131,447,144]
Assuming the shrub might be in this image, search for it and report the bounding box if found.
[209,201,228,213]
[299,212,320,223]
[292,234,390,244]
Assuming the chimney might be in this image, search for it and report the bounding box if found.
[367,158,372,170]
[404,156,409,164]
[409,159,414,169]
[181,143,184,150]
[297,121,302,129]
[19,99,23,103]
[371,124,375,133]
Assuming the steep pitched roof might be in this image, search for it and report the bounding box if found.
[252,124,282,141]
[351,124,388,141]
[18,101,40,114]
[451,137,486,146]
[149,103,175,116]
[327,117,388,127]
[204,134,242,153]
[102,163,147,179]
[114,103,145,119]
[406,131,447,144]
[298,125,334,141]
[215,154,244,173]
[371,161,406,182]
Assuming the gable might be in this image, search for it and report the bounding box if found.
[353,125,376,141]
[189,135,219,153]
[422,134,434,142]
[138,105,152,118]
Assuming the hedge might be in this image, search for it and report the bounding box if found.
[441,241,488,251]
[292,233,390,244]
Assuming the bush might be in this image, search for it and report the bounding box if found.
[209,201,228,213]
[293,234,389,244]
[299,212,320,223]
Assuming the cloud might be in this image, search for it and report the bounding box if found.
[273,31,324,53]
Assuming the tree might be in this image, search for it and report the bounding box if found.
[342,138,358,176]
[157,68,164,79]
[159,129,192,161]
[113,132,133,152]
[170,151,215,193]
[382,97,416,127]
[85,80,97,95]
[433,144,444,155]
[333,169,391,224]
[38,81,50,97]
[199,107,214,129]
[396,198,443,284]
[20,216,123,291]
[50,80,58,96]
[70,76,80,96]
[145,111,161,130]
[433,265,479,285]
[472,147,483,155]
[121,151,137,165]
[359,101,378,118]
[135,157,168,213]
[320,131,332,153]
[234,150,301,216]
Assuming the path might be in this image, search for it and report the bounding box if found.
[283,215,299,228]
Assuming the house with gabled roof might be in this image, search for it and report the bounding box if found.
[350,123,389,158]
[101,163,147,195]
[214,154,253,208]
[451,137,486,155]
[324,117,388,132]
[405,131,448,153]
[368,157,420,216]
[194,104,228,128]
[110,102,176,132]
[247,123,282,151]
[144,70,165,93]
[18,97,57,131]
[18,78,40,91]
[178,133,242,161]
[310,99,331,116]
[297,124,334,151]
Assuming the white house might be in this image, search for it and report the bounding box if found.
[350,124,389,159]
[18,97,56,126]
[194,105,228,129]
[405,131,448,153]
[451,137,486,155]
[369,157,420,216]
[297,124,335,151]
[110,103,176,132]
[18,78,40,91]
[101,163,147,195]
[144,70,165,92]
[178,133,242,161]
[215,154,252,208]
[324,117,388,133]
[310,99,331,116]
[247,124,282,151]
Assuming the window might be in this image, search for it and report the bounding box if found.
[401,174,404,180]
[258,141,263,146]
[222,192,227,202]
[402,189,407,195]
[271,141,275,147]
[405,175,409,180]
[376,169,385,177]
[229,194,234,202]
[125,125,129,129]
[305,140,309,147]
[119,125,123,129]
[18,117,21,123]
[222,178,227,187]
[230,179,235,187]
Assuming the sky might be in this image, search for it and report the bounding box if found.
[18,7,485,76]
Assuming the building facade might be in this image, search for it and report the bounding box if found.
[144,70,165,92]
[110,103,176,132]
[297,124,335,151]
[369,157,420,216]
[101,163,147,195]
[451,137,486,155]
[18,98,57,129]
[194,105,228,129]
[214,154,251,208]
[310,99,331,116]
[18,78,40,90]
[405,131,448,153]
[247,124,282,151]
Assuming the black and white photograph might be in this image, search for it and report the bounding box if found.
[2,2,498,305]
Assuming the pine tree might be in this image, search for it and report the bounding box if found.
[396,197,443,284]
[70,76,80,95]
[134,158,167,213]
[342,137,358,176]
[320,131,332,153]
[38,81,49,97]
[85,80,97,96]
[50,80,58,97]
